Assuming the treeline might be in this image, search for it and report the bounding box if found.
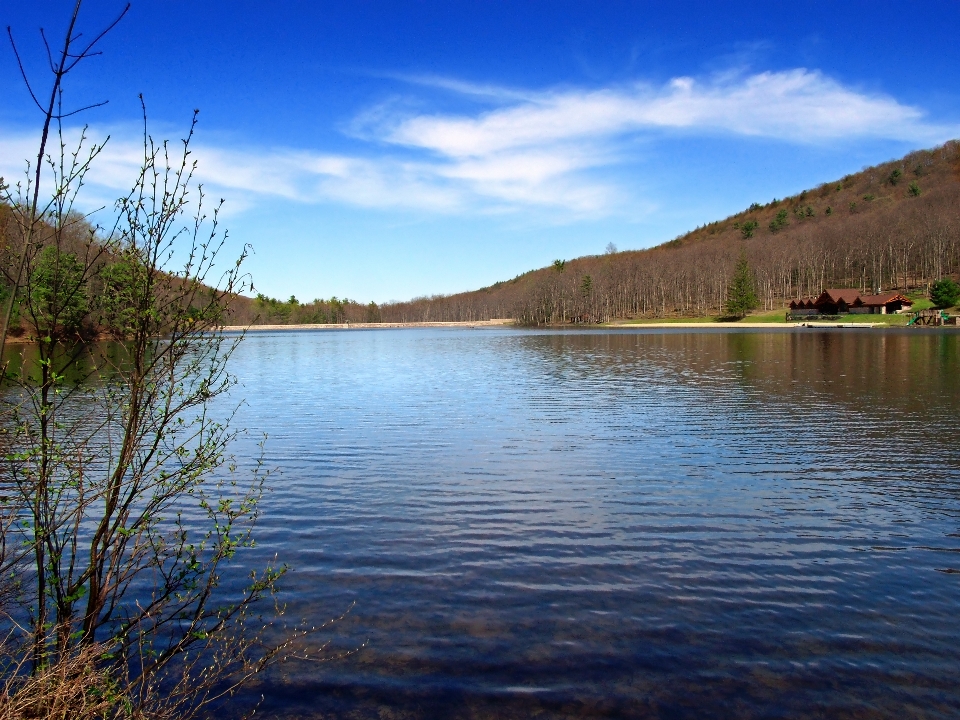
[0,206,132,340]
[228,294,382,325]
[9,139,956,332]
[0,206,248,340]
[367,140,960,324]
[0,204,386,336]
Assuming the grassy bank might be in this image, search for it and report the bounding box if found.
[608,304,960,327]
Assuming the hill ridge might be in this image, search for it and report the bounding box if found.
[233,139,960,325]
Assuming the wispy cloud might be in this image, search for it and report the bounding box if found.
[385,69,948,158]
[2,69,955,221]
[367,72,535,103]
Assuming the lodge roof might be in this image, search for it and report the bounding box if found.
[859,292,912,307]
[791,289,914,312]
[819,289,862,305]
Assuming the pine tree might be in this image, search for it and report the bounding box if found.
[725,251,760,318]
[930,278,960,309]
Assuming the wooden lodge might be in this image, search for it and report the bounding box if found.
[789,289,913,317]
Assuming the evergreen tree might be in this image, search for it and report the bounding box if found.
[930,278,960,308]
[581,274,593,296]
[725,252,760,318]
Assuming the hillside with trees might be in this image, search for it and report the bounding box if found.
[233,139,958,326]
[4,140,959,332]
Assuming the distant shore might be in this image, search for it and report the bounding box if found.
[8,318,948,344]
[5,319,922,346]
[222,319,911,332]
[607,321,800,328]
[221,319,516,332]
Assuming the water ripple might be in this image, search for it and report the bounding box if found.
[221,328,960,719]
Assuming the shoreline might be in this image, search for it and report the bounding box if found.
[224,320,960,332]
[3,319,955,342]
[223,320,902,332]
[606,321,799,328]
[220,319,516,332]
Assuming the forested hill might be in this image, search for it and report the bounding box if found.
[233,139,960,326]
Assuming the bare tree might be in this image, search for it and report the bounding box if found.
[0,4,311,718]
[358,143,960,325]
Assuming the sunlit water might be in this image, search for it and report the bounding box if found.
[217,327,960,719]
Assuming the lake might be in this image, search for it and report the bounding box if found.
[221,327,960,719]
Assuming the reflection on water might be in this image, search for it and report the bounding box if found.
[217,328,960,718]
[1,340,132,385]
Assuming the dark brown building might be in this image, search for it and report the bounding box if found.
[789,289,913,316]
[856,292,913,314]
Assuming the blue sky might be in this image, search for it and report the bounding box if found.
[2,1,959,303]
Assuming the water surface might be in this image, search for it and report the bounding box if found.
[224,328,960,719]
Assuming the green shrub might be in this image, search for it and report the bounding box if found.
[930,278,960,308]
[908,181,921,197]
[769,209,789,233]
[739,219,759,238]
[29,245,88,334]
[888,168,902,185]
[99,255,149,336]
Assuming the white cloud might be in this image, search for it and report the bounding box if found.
[386,69,947,159]
[369,72,535,103]
[2,69,955,221]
